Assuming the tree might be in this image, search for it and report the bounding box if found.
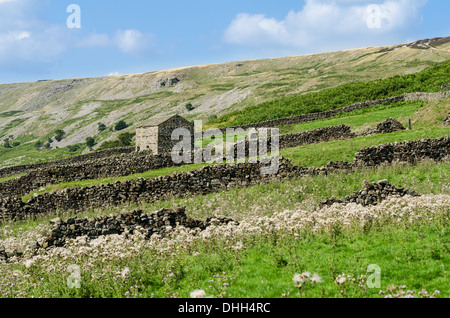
[34,141,43,150]
[3,139,11,149]
[185,103,195,111]
[67,144,80,152]
[98,123,107,132]
[54,130,66,142]
[115,120,128,131]
[118,132,134,146]
[86,137,96,147]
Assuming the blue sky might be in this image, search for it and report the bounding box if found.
[0,0,449,84]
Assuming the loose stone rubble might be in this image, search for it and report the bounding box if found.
[319,179,419,208]
[358,118,405,136]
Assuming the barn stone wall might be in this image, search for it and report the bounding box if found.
[158,118,194,155]
[135,126,159,154]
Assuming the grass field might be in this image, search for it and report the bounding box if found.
[209,59,450,127]
[1,57,449,299]
[1,160,449,298]
[0,173,25,183]
[19,98,450,202]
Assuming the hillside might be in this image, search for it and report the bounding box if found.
[1,36,450,299]
[1,37,450,167]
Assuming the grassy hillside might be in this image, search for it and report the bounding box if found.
[1,160,449,298]
[18,97,450,203]
[280,98,450,166]
[209,59,450,127]
[1,38,450,167]
[1,41,449,298]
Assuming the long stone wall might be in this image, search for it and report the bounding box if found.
[0,151,181,199]
[229,125,355,158]
[403,91,450,102]
[0,159,299,222]
[0,136,448,224]
[40,208,236,249]
[354,136,450,166]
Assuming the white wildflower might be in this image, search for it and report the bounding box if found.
[190,289,206,298]
[310,273,323,283]
[292,273,304,285]
[121,267,131,278]
[24,258,35,269]
[335,274,346,285]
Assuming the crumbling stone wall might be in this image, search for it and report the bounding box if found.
[279,125,355,149]
[0,159,299,222]
[0,151,181,199]
[40,208,237,249]
[229,125,355,158]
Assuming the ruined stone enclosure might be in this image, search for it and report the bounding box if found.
[135,115,194,155]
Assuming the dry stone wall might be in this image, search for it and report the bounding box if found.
[0,136,448,224]
[0,151,181,199]
[220,96,405,131]
[229,125,355,158]
[354,136,450,167]
[40,208,237,249]
[0,159,299,223]
[0,125,357,199]
[279,125,355,149]
[220,91,450,132]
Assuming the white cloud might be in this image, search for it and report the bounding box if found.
[0,0,156,73]
[114,29,155,55]
[0,0,70,68]
[76,29,156,56]
[224,0,428,52]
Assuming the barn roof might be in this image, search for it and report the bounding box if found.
[138,115,187,128]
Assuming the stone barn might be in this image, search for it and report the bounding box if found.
[135,115,194,154]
